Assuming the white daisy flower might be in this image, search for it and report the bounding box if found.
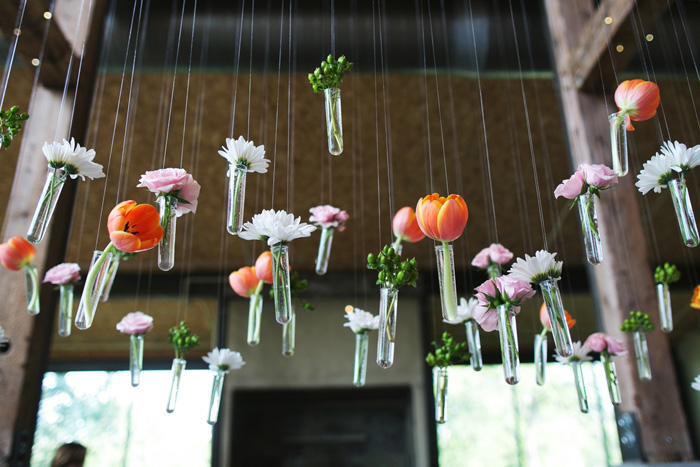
[344,307,380,333]
[444,297,478,324]
[662,140,700,172]
[63,138,104,180]
[202,347,245,374]
[43,140,74,168]
[266,210,316,245]
[636,141,700,195]
[239,209,276,242]
[239,209,316,245]
[555,341,592,365]
[218,136,269,174]
[43,138,105,180]
[508,250,563,285]
[691,375,700,392]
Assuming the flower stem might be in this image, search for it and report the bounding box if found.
[440,241,457,321]
[82,243,116,321]
[25,265,40,315]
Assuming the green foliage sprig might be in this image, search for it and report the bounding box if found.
[654,263,680,285]
[0,106,29,148]
[426,332,471,368]
[168,321,200,360]
[367,245,418,289]
[620,311,654,333]
[308,54,353,93]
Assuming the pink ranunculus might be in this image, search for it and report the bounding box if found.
[309,205,349,231]
[579,163,618,190]
[116,311,154,335]
[584,332,627,356]
[496,275,535,302]
[137,168,201,216]
[554,171,585,199]
[43,263,81,285]
[472,243,513,268]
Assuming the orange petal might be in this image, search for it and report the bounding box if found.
[110,231,140,253]
[436,198,468,242]
[255,251,273,284]
[416,195,442,240]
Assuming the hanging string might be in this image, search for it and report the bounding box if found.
[506,0,548,252]
[425,1,449,194]
[0,0,27,111]
[228,0,246,136]
[438,0,472,293]
[416,0,434,196]
[378,0,394,225]
[115,0,147,202]
[70,0,117,261]
[93,0,143,248]
[270,0,285,208]
[54,0,92,140]
[160,0,188,167]
[371,0,383,247]
[178,0,199,168]
[245,0,256,139]
[286,0,294,212]
[330,0,336,57]
[465,0,498,244]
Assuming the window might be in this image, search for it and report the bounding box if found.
[33,370,213,467]
[437,363,622,466]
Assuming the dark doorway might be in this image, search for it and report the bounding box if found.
[230,387,414,466]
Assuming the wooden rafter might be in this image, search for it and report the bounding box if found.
[545,0,693,462]
[566,0,675,90]
[0,0,80,88]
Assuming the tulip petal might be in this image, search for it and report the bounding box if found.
[110,231,140,253]
[436,198,468,242]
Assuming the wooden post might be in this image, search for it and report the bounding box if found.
[0,1,104,465]
[545,0,693,462]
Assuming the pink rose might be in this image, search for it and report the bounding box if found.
[584,332,627,356]
[579,163,618,190]
[137,168,201,216]
[474,279,497,308]
[496,275,535,302]
[43,263,81,285]
[472,243,513,268]
[472,302,498,332]
[554,171,585,199]
[309,205,349,232]
[116,311,154,335]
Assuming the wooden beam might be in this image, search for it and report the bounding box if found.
[545,0,693,462]
[566,0,674,90]
[0,0,105,465]
[0,0,81,88]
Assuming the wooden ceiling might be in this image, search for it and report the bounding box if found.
[58,71,700,279]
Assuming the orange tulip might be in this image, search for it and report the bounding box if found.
[539,302,576,330]
[691,285,700,310]
[0,236,36,271]
[107,200,164,253]
[229,266,260,297]
[392,207,425,244]
[415,193,468,242]
[614,79,660,131]
[255,251,273,284]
